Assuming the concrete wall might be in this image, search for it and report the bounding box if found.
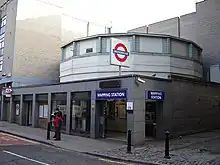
[128,13,197,43]
[12,15,62,86]
[196,0,220,66]
[132,77,172,143]
[180,12,197,42]
[127,0,220,82]
[135,75,220,139]
[128,25,148,33]
[60,35,203,82]
[170,56,203,78]
[128,17,180,37]
[148,17,179,37]
[0,0,81,86]
[210,65,220,83]
[170,78,220,137]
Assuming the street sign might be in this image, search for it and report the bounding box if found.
[6,88,12,97]
[96,90,127,100]
[110,38,130,67]
[146,90,165,101]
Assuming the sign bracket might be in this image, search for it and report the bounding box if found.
[119,66,122,76]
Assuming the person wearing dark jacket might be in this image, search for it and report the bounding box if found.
[53,112,63,141]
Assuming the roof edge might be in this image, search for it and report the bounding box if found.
[62,32,202,50]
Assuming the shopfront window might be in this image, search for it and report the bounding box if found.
[71,92,91,134]
[52,93,67,130]
[105,100,127,134]
[39,104,48,118]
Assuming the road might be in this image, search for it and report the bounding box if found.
[0,132,137,165]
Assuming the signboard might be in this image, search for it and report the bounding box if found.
[96,90,127,100]
[146,91,165,101]
[126,101,133,113]
[2,87,12,98]
[110,38,130,67]
[126,102,133,110]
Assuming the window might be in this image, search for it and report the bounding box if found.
[39,104,49,118]
[0,15,6,63]
[0,15,6,35]
[1,18,6,27]
[62,45,73,60]
[0,56,3,71]
[0,48,3,55]
[71,92,91,133]
[86,48,93,53]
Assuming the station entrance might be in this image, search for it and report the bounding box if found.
[98,100,127,140]
[145,101,156,138]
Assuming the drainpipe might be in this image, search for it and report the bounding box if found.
[87,22,89,36]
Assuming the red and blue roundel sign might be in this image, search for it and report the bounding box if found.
[113,43,129,63]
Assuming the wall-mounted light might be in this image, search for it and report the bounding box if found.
[135,77,146,84]
[7,73,11,77]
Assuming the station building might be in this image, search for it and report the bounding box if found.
[1,33,220,145]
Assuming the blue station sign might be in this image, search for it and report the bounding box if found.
[96,90,127,100]
[146,90,165,101]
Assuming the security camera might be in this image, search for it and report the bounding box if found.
[136,77,146,84]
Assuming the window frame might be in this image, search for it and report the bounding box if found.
[39,104,49,118]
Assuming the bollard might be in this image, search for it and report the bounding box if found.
[127,129,132,153]
[47,121,51,140]
[164,131,171,159]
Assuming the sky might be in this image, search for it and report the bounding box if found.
[17,0,204,34]
[63,0,199,32]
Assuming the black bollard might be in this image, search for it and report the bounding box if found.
[47,121,51,140]
[127,129,132,153]
[164,131,171,159]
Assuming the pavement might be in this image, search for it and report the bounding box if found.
[0,121,123,153]
[1,121,220,165]
[0,132,140,165]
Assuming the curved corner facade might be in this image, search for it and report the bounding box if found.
[60,33,203,83]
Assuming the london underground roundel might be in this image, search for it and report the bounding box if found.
[113,43,129,62]
[110,38,130,67]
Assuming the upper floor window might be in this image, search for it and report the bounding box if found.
[0,15,6,35]
[62,45,73,61]
[0,15,6,72]
[86,48,93,53]
[0,56,3,71]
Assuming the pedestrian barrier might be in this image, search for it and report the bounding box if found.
[127,129,132,153]
[47,121,51,140]
[164,131,171,159]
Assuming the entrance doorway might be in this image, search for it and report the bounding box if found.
[145,102,156,138]
[98,100,127,140]
[4,102,10,121]
[26,102,32,126]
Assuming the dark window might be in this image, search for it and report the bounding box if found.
[86,48,93,53]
